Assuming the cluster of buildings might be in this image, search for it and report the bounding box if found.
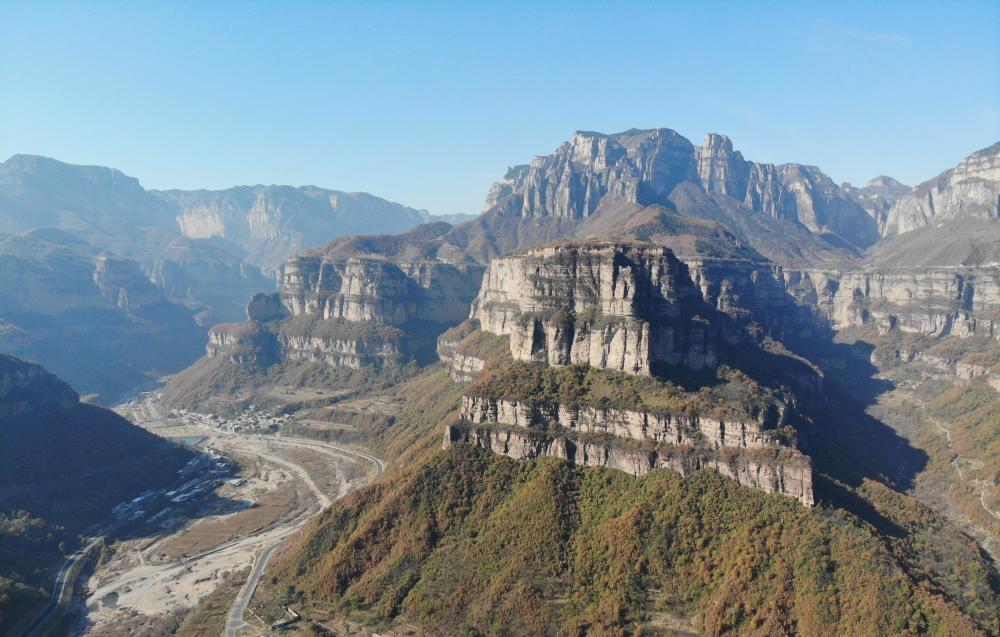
[169,405,291,434]
[108,452,238,533]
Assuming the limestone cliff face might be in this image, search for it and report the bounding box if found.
[276,331,406,369]
[842,176,911,235]
[436,336,486,382]
[470,243,722,374]
[444,424,814,506]
[460,395,784,450]
[884,142,1000,236]
[92,254,163,311]
[279,256,484,327]
[784,267,1000,338]
[483,129,878,248]
[696,135,879,245]
[205,323,279,367]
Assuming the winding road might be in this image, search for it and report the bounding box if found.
[21,395,385,637]
[222,435,384,636]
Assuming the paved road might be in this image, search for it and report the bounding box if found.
[223,436,384,636]
[19,537,103,637]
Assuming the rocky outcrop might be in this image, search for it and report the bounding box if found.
[279,256,483,327]
[205,322,279,367]
[444,424,814,506]
[842,176,911,235]
[246,292,288,322]
[785,267,1000,338]
[92,254,163,311]
[471,243,722,374]
[276,330,406,369]
[460,395,783,449]
[483,129,879,249]
[436,337,487,382]
[884,142,1000,236]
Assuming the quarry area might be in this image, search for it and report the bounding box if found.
[69,393,381,636]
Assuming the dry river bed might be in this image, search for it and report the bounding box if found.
[70,397,377,636]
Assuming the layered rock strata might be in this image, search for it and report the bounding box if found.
[444,424,814,507]
[885,142,1000,236]
[783,267,1000,338]
[436,335,487,382]
[484,129,878,248]
[279,256,484,326]
[460,395,783,449]
[471,243,723,374]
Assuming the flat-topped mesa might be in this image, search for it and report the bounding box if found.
[278,255,483,327]
[205,322,279,367]
[444,424,814,507]
[470,242,722,374]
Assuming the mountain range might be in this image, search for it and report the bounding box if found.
[2,127,999,635]
[0,154,471,399]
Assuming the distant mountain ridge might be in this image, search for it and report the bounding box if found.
[157,184,442,270]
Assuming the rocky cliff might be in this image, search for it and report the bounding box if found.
[279,255,482,326]
[783,266,1000,339]
[884,142,1000,236]
[446,239,815,505]
[482,129,879,251]
[459,395,784,450]
[203,225,488,372]
[0,230,206,400]
[444,423,814,506]
[842,176,911,235]
[470,243,724,374]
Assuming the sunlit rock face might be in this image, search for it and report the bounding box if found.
[278,255,483,326]
[444,424,815,507]
[782,267,1000,339]
[470,242,723,374]
[884,142,1000,236]
[483,129,879,248]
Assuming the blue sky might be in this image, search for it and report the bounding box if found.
[2,1,998,215]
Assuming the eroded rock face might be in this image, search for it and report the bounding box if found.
[276,332,406,369]
[785,267,1000,338]
[842,176,911,235]
[246,292,288,323]
[165,186,430,270]
[484,129,879,248]
[436,335,486,382]
[471,243,723,374]
[92,255,163,311]
[444,424,814,506]
[205,323,279,367]
[885,143,1000,236]
[279,256,483,326]
[460,395,783,450]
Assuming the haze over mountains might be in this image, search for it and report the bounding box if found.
[145,128,1000,635]
[0,154,470,399]
[2,126,999,635]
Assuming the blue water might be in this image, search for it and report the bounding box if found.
[173,435,206,447]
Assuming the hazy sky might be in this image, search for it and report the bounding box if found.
[2,1,998,215]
